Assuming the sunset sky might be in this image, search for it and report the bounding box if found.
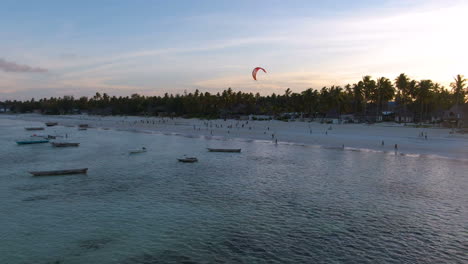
[1,0,467,100]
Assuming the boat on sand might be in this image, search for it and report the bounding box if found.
[29,168,88,176]
[25,127,44,131]
[207,148,241,153]
[45,122,58,126]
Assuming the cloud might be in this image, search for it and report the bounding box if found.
[0,58,48,73]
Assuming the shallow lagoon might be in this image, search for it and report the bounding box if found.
[1,119,467,263]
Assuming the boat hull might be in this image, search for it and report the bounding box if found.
[207,148,241,153]
[17,140,49,145]
[29,168,88,176]
[129,150,146,154]
[178,158,198,163]
[51,142,80,147]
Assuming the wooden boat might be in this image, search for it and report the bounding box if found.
[207,148,241,153]
[79,124,89,128]
[177,157,198,163]
[29,168,88,176]
[45,122,58,126]
[51,142,80,147]
[25,127,44,131]
[129,147,147,154]
[78,127,87,130]
[46,135,57,139]
[17,140,49,145]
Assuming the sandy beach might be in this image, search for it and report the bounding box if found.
[2,113,468,161]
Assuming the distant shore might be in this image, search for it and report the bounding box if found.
[2,113,468,161]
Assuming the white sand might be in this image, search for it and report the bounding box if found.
[3,114,468,160]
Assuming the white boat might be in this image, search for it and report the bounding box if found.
[129,147,147,154]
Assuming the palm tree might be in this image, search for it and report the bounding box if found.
[395,73,410,112]
[360,76,377,118]
[417,80,434,122]
[450,74,467,106]
[376,77,395,114]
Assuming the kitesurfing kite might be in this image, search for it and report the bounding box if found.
[252,67,267,81]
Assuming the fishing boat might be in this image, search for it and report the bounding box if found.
[79,124,89,128]
[45,122,58,127]
[17,140,49,145]
[177,157,198,163]
[78,127,87,131]
[207,148,241,153]
[129,147,147,154]
[51,142,80,147]
[25,127,44,131]
[29,168,88,176]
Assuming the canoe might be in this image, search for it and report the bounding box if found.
[29,168,88,176]
[178,157,198,163]
[79,124,89,128]
[17,140,49,145]
[25,127,44,131]
[207,148,241,153]
[45,122,58,126]
[51,142,80,147]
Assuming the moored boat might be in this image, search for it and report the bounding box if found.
[29,168,88,176]
[51,142,80,147]
[79,124,89,128]
[45,122,58,126]
[25,127,44,131]
[207,148,241,153]
[78,127,87,130]
[17,140,49,145]
[177,157,198,163]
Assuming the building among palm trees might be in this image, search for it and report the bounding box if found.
[444,104,468,128]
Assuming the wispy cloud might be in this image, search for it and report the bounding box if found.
[0,58,48,73]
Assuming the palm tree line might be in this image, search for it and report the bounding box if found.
[2,74,466,122]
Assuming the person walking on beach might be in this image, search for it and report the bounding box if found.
[381,140,384,146]
[394,144,398,154]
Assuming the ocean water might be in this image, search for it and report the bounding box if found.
[0,118,467,264]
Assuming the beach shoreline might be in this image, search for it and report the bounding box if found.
[2,113,468,161]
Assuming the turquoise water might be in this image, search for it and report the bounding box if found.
[1,118,467,264]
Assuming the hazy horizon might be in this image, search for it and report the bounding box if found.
[1,0,467,100]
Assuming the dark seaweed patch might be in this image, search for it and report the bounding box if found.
[78,238,112,250]
[22,195,52,202]
[121,250,198,264]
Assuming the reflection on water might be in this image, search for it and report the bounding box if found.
[0,118,467,264]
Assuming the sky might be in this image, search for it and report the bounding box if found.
[0,0,467,100]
